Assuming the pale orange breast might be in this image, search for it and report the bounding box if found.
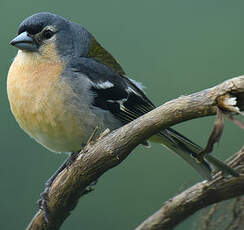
[7,50,89,152]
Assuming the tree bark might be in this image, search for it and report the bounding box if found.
[26,76,244,230]
[135,147,244,230]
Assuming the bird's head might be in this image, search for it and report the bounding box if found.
[10,12,91,60]
[10,12,125,74]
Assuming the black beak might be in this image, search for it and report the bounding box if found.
[10,31,38,52]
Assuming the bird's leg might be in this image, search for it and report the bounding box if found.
[39,127,101,222]
[38,151,80,222]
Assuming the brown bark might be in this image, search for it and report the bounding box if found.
[26,76,244,230]
[135,147,244,230]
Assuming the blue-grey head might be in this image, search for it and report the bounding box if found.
[10,12,92,58]
[10,12,125,75]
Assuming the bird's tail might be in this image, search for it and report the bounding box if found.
[149,128,239,180]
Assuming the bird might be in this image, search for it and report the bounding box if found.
[8,12,238,201]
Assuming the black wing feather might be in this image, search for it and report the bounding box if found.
[69,57,238,178]
[70,57,155,124]
[91,77,155,124]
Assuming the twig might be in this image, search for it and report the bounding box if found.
[202,204,217,230]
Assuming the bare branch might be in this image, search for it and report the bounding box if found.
[26,76,244,230]
[135,147,244,230]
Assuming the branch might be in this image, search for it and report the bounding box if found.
[135,147,244,230]
[26,76,244,230]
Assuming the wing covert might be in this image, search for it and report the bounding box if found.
[70,57,155,125]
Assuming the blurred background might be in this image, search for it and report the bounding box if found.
[1,0,244,229]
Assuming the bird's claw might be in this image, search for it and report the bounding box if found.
[37,151,80,223]
[39,188,50,223]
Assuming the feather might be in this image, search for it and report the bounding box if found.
[70,57,238,179]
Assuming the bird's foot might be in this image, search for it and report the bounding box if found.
[38,151,80,223]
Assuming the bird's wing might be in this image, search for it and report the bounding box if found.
[70,57,155,125]
[69,57,238,179]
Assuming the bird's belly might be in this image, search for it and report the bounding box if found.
[26,111,92,153]
[7,52,96,152]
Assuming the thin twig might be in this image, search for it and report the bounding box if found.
[202,204,217,230]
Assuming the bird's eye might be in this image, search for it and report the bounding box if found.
[42,29,54,39]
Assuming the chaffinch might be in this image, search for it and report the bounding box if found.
[8,12,238,190]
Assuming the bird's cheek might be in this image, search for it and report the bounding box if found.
[39,42,61,61]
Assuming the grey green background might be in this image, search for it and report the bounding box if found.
[1,0,244,229]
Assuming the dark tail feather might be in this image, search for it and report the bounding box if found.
[155,128,238,179]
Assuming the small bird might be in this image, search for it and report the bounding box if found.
[8,12,238,193]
